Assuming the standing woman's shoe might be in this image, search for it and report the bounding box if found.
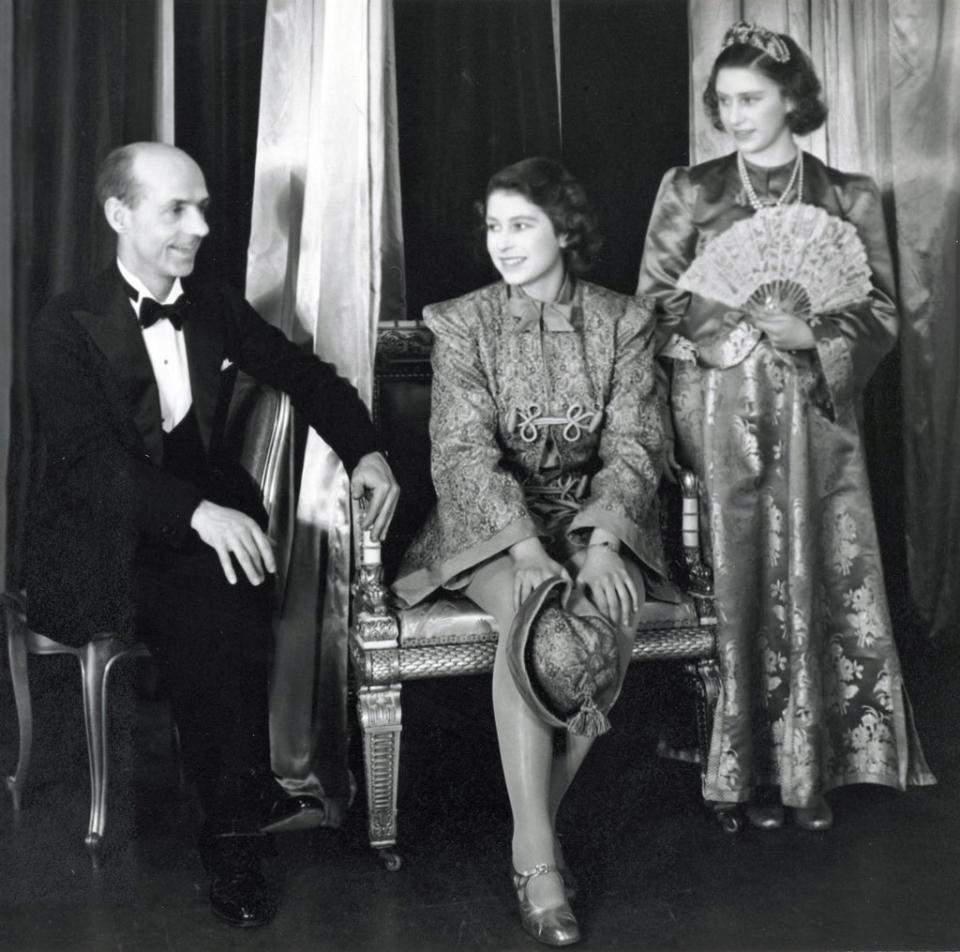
[794,795,833,831]
[746,802,785,830]
[512,864,581,946]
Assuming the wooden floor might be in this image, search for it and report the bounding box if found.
[0,630,957,952]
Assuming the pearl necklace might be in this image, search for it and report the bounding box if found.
[737,149,804,210]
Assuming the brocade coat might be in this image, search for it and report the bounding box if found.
[393,280,667,606]
[637,152,934,805]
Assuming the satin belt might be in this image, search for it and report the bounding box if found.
[661,323,764,369]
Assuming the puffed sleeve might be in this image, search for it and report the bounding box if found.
[425,301,538,565]
[810,176,899,414]
[569,297,666,575]
[636,167,699,356]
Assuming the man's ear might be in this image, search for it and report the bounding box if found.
[104,196,128,236]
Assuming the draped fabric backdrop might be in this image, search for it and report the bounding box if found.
[5,0,156,592]
[245,0,405,819]
[0,2,12,592]
[688,0,960,640]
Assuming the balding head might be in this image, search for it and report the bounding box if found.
[95,142,202,209]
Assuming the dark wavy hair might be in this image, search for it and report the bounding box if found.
[703,33,827,136]
[476,157,603,275]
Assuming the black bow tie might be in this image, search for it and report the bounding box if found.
[139,294,188,330]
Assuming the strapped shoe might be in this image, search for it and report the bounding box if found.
[512,864,581,947]
[199,831,278,928]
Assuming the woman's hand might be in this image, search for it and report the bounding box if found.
[752,311,816,351]
[662,435,681,483]
[510,538,570,610]
[578,544,640,628]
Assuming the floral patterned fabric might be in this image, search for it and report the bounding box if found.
[393,280,667,607]
[638,152,934,805]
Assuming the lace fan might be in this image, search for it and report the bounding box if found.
[677,203,873,322]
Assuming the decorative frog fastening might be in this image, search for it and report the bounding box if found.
[508,403,603,444]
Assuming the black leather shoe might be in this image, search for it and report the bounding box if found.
[199,833,278,928]
[261,793,327,834]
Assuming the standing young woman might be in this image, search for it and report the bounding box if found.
[395,158,670,946]
[637,22,934,831]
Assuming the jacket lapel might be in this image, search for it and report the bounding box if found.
[181,281,225,454]
[73,271,165,464]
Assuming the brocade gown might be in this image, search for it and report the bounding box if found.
[637,151,934,806]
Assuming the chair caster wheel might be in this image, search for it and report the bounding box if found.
[378,849,402,871]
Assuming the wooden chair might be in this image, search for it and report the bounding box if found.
[348,327,735,872]
[2,376,293,861]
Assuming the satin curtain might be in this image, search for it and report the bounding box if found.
[245,0,405,820]
[688,0,960,638]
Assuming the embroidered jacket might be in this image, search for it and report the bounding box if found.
[393,279,666,606]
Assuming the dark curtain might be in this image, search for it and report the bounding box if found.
[174,0,267,293]
[395,0,562,318]
[6,0,156,589]
[560,0,688,295]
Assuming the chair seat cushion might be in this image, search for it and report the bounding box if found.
[395,591,699,647]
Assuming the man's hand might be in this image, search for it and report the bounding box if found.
[190,500,276,586]
[752,311,816,351]
[351,451,399,542]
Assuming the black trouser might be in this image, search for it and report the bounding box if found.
[134,543,274,830]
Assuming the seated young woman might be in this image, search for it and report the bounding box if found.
[393,157,670,948]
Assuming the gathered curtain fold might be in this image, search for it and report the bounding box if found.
[245,0,405,819]
[688,0,960,639]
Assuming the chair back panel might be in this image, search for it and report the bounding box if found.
[374,328,436,579]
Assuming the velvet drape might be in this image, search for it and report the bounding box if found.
[5,0,156,591]
[174,0,267,293]
[394,0,561,318]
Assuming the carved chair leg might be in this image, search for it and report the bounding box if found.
[356,684,403,870]
[685,657,743,833]
[79,639,125,859]
[5,606,32,811]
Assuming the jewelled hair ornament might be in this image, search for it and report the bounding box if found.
[722,20,791,63]
[677,203,873,328]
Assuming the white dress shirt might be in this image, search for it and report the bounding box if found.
[117,258,193,433]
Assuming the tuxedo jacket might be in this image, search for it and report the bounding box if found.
[26,265,380,645]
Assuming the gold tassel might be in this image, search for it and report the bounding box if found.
[566,697,611,737]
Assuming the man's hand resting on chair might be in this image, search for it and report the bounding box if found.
[190,501,277,586]
[350,451,400,542]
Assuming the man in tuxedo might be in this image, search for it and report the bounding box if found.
[26,142,399,927]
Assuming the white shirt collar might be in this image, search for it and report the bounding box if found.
[116,258,185,312]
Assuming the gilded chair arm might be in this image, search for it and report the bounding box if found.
[677,469,714,599]
[351,497,390,617]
